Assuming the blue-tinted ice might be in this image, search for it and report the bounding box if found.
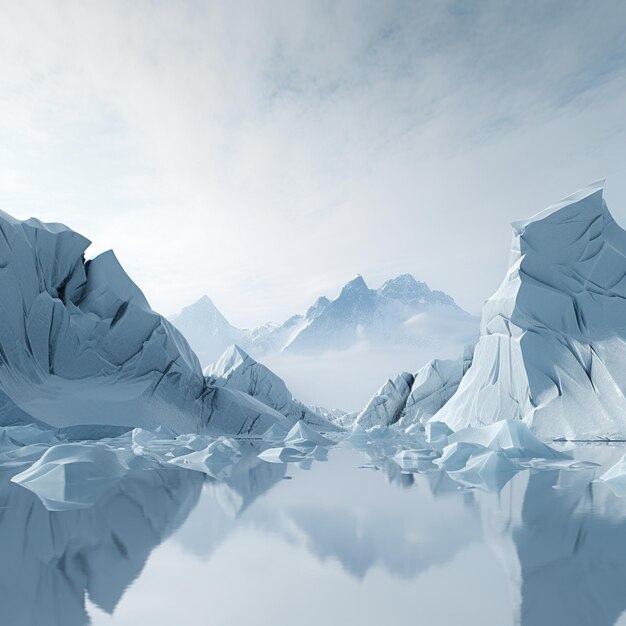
[2,420,626,626]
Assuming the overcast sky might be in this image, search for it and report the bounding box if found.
[1,1,626,327]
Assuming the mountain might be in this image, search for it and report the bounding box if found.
[171,273,477,367]
[168,296,246,366]
[284,273,469,354]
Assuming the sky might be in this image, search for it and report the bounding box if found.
[1,1,626,327]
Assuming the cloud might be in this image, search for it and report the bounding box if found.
[0,1,625,326]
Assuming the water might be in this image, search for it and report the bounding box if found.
[3,443,626,626]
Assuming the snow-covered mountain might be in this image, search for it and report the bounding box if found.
[171,273,477,368]
[169,296,246,366]
[284,273,468,354]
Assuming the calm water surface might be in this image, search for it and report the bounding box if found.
[3,445,626,626]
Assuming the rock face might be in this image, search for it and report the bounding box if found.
[0,210,289,437]
[206,345,340,432]
[436,181,626,440]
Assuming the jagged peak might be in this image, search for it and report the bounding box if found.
[378,273,428,296]
[175,294,232,326]
[340,274,370,294]
[305,295,330,320]
[190,294,218,309]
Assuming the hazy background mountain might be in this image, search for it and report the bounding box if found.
[170,273,478,409]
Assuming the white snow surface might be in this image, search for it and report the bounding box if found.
[435,181,626,440]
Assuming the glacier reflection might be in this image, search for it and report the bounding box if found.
[3,444,626,626]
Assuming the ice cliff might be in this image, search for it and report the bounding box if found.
[353,182,626,442]
[435,181,626,440]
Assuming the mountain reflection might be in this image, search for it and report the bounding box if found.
[4,444,626,626]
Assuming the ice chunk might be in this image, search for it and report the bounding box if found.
[598,455,626,497]
[258,446,308,464]
[426,421,453,453]
[448,420,564,461]
[284,420,334,449]
[169,437,241,479]
[436,421,591,491]
[11,443,131,510]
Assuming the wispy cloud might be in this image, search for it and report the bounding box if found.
[0,1,625,324]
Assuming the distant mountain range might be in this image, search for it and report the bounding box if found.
[170,274,477,368]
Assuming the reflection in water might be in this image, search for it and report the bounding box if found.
[4,438,626,626]
[0,464,203,626]
[488,469,626,626]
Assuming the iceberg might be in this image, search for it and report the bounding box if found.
[396,346,473,431]
[435,181,626,440]
[206,345,340,432]
[350,346,473,435]
[354,372,415,429]
[283,420,335,449]
[11,443,132,510]
[0,210,292,437]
